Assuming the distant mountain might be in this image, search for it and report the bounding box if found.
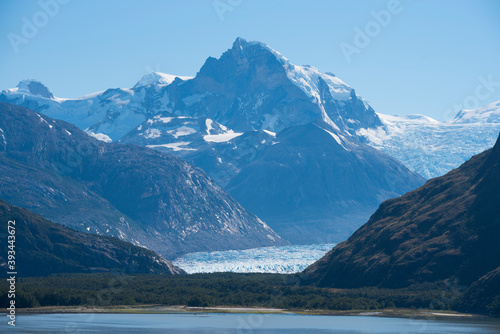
[158,37,383,135]
[0,199,184,276]
[224,122,424,243]
[357,101,500,179]
[0,39,382,140]
[0,102,286,259]
[118,118,424,244]
[303,132,500,290]
[0,38,424,244]
[453,101,500,124]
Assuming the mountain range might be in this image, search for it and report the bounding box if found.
[0,102,285,260]
[0,38,425,244]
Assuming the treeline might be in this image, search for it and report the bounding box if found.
[0,273,469,313]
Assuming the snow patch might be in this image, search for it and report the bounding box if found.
[205,118,214,134]
[0,129,5,147]
[167,126,196,138]
[144,128,161,139]
[147,142,196,151]
[87,131,112,143]
[263,130,276,137]
[322,127,348,150]
[204,131,243,143]
[149,115,173,124]
[35,113,53,128]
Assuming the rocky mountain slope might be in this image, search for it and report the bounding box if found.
[0,199,184,276]
[303,132,500,290]
[357,101,500,179]
[224,122,424,243]
[0,102,285,259]
[0,39,425,244]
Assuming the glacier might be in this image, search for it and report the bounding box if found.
[357,101,500,179]
[173,243,336,274]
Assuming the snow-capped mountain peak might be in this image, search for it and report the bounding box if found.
[232,38,353,102]
[4,79,54,99]
[451,101,500,124]
[133,72,193,89]
[193,38,382,135]
[271,53,353,102]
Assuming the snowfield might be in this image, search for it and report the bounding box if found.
[358,101,500,179]
[173,243,336,274]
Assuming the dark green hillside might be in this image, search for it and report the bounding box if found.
[302,134,500,315]
[0,199,184,276]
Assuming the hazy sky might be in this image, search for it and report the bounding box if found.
[1,0,499,120]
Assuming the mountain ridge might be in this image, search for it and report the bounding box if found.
[0,38,382,139]
[0,198,185,276]
[0,102,286,259]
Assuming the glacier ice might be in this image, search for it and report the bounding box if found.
[173,243,336,274]
[358,104,500,179]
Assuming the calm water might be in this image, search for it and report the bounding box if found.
[2,313,500,333]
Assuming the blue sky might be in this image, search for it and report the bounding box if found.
[0,0,499,120]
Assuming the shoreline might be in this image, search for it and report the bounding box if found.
[2,305,489,320]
